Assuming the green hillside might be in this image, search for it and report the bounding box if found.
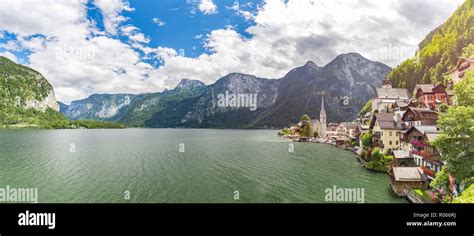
[388,0,474,91]
[0,56,124,129]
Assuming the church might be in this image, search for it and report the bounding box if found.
[312,93,327,138]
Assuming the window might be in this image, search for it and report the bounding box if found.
[389,141,392,145]
[389,131,392,136]
[396,141,399,145]
[396,132,399,137]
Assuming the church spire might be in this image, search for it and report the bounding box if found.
[320,92,326,115]
[319,91,327,138]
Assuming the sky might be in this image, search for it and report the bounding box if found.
[0,0,465,103]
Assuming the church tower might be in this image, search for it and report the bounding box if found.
[381,77,392,89]
[319,92,327,138]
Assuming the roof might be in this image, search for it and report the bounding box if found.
[372,113,404,130]
[409,107,437,113]
[375,88,409,99]
[356,124,370,132]
[414,126,439,134]
[415,84,446,97]
[415,84,435,94]
[394,101,408,107]
[344,122,359,129]
[393,150,411,159]
[424,132,440,141]
[402,107,438,121]
[392,167,425,182]
[378,121,404,130]
[403,125,439,138]
[374,113,395,121]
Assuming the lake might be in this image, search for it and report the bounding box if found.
[0,129,405,203]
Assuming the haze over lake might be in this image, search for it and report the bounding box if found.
[0,129,404,203]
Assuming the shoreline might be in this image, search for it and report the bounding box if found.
[281,134,411,202]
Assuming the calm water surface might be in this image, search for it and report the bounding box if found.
[0,129,405,203]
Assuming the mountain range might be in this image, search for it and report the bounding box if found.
[60,53,391,128]
[4,0,470,129]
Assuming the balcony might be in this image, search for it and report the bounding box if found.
[410,140,424,148]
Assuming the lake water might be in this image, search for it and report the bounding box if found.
[0,129,405,203]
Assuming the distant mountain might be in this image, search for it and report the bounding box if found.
[145,53,391,128]
[61,53,390,128]
[251,53,391,127]
[117,79,206,126]
[62,79,206,126]
[145,73,281,128]
[388,0,474,91]
[62,93,137,121]
[58,101,69,114]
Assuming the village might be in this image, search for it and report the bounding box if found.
[278,57,474,203]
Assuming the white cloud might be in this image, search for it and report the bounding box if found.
[198,0,218,15]
[120,25,150,43]
[93,0,134,35]
[152,17,166,27]
[0,0,465,103]
[227,1,255,21]
[0,0,161,103]
[153,0,464,87]
[0,51,18,63]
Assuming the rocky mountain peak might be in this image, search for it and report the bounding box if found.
[175,79,206,90]
[303,60,320,68]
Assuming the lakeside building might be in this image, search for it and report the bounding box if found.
[286,93,328,140]
[445,57,474,86]
[399,125,443,182]
[414,84,449,111]
[400,126,440,151]
[354,124,370,147]
[390,167,426,197]
[372,78,409,113]
[325,123,339,140]
[369,113,404,154]
[418,132,443,179]
[391,100,416,115]
[392,150,413,167]
[342,122,359,139]
[401,107,439,127]
[354,124,369,138]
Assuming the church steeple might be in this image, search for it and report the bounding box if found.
[319,92,327,138]
[381,77,392,88]
[320,92,326,116]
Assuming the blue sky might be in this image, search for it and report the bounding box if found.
[122,0,259,57]
[0,0,464,102]
[104,0,259,60]
[2,0,261,65]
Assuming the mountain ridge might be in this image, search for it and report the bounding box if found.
[144,53,391,128]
